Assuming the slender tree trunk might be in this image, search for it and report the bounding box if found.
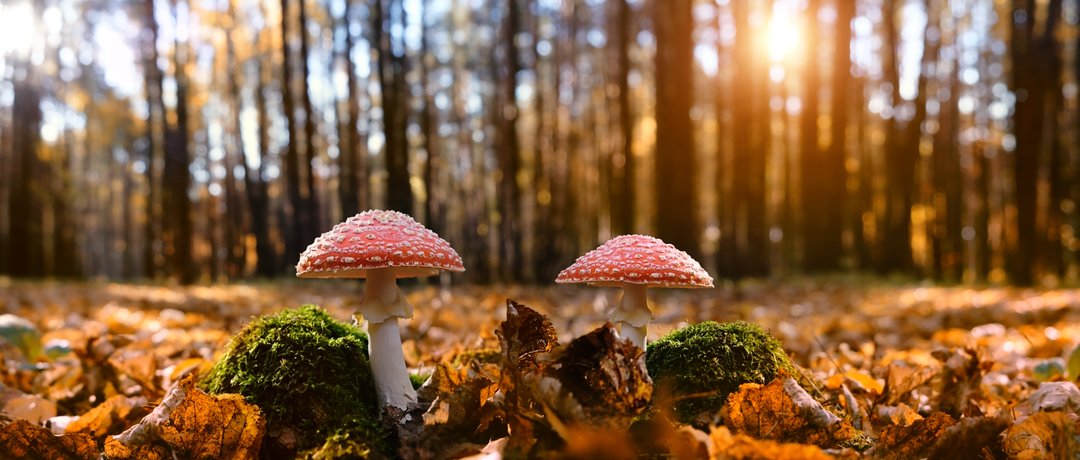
[339,0,363,219]
[164,28,194,284]
[142,0,165,279]
[280,0,306,268]
[297,0,321,242]
[653,0,699,260]
[375,0,414,215]
[799,0,822,272]
[609,0,635,236]
[9,62,44,277]
[879,0,929,274]
[497,0,524,281]
[1009,0,1062,284]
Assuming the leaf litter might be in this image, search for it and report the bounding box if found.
[0,279,1079,457]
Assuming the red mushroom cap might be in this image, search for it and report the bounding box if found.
[555,234,713,288]
[296,210,465,278]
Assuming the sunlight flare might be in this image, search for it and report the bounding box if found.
[0,2,36,56]
[764,9,802,63]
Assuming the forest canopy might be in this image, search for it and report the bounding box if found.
[0,0,1075,286]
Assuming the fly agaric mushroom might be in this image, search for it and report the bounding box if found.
[296,210,464,410]
[556,234,713,347]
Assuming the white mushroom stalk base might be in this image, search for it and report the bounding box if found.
[613,283,652,348]
[362,268,418,411]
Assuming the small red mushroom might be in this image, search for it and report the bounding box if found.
[556,234,713,347]
[297,210,464,410]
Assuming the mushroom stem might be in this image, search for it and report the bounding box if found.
[361,267,418,410]
[614,283,651,348]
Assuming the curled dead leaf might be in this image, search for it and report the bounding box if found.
[104,374,265,460]
[496,299,558,373]
[550,323,651,427]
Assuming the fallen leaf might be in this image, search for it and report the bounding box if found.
[875,402,923,427]
[1067,342,1080,381]
[707,426,833,460]
[1,394,56,424]
[926,415,1009,459]
[1002,411,1080,460]
[0,419,97,460]
[870,411,956,460]
[1015,381,1080,419]
[934,347,987,416]
[495,299,558,454]
[721,376,867,450]
[65,394,148,441]
[0,314,43,363]
[840,370,883,396]
[883,361,939,405]
[104,375,265,460]
[550,323,651,427]
[496,299,558,373]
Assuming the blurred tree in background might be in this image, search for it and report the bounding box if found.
[0,0,1077,286]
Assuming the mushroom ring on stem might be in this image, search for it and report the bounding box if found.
[296,210,464,411]
[556,234,713,348]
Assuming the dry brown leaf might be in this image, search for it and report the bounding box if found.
[883,361,939,405]
[0,419,97,460]
[1002,411,1080,460]
[707,426,833,460]
[1,394,56,424]
[874,402,923,427]
[870,411,956,460]
[104,374,265,460]
[65,394,147,441]
[1014,381,1080,419]
[550,323,651,427]
[496,299,558,373]
[721,376,865,449]
[926,415,1009,459]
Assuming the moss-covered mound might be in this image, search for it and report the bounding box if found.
[202,305,386,457]
[646,321,795,427]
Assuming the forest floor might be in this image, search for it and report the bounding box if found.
[0,277,1079,458]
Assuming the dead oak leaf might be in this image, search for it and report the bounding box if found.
[104,374,265,460]
[0,419,97,460]
[1002,411,1080,460]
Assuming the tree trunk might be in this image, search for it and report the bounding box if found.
[497,0,524,281]
[375,0,414,215]
[653,0,699,260]
[610,0,635,236]
[8,62,44,277]
[164,28,194,284]
[1009,0,1063,284]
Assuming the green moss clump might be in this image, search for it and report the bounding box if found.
[409,371,431,390]
[646,321,795,427]
[202,305,386,456]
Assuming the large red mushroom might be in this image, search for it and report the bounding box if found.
[556,234,713,347]
[296,210,464,410]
